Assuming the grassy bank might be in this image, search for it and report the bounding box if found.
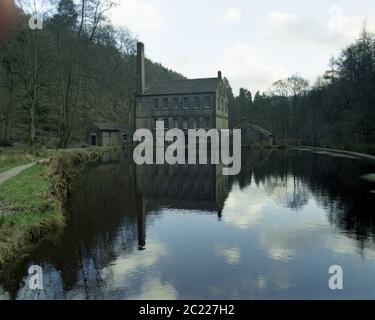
[0,164,64,267]
[0,146,120,267]
[0,147,57,174]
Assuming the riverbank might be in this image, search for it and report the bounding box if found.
[0,163,64,267]
[295,146,375,163]
[0,146,121,268]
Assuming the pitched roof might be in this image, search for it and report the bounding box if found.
[143,78,221,96]
[235,122,273,137]
[248,124,273,137]
[93,123,126,132]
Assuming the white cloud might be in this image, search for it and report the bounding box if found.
[220,8,241,23]
[101,241,169,289]
[218,43,288,94]
[264,6,372,48]
[108,0,166,36]
[222,182,273,229]
[128,278,178,300]
[215,246,241,265]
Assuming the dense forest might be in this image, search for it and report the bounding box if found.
[0,0,183,148]
[228,28,375,154]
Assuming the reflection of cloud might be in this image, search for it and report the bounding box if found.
[259,227,297,262]
[326,235,357,255]
[325,234,375,262]
[223,184,269,229]
[102,242,168,288]
[267,248,296,262]
[257,276,267,290]
[0,286,10,300]
[215,246,241,265]
[128,278,177,300]
[258,212,329,262]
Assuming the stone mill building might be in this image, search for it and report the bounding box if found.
[135,42,228,133]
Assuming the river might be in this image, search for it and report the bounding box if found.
[1,149,375,299]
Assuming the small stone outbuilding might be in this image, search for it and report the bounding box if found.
[239,123,274,146]
[89,123,129,147]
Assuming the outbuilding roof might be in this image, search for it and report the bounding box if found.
[235,122,273,137]
[93,123,127,132]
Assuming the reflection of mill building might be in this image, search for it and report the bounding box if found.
[135,42,229,133]
[136,164,228,214]
[135,164,229,249]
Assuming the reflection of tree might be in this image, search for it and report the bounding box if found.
[235,150,309,210]
[0,155,140,299]
[1,149,374,299]
[236,149,375,244]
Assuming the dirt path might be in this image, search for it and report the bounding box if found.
[0,161,46,186]
[0,161,49,216]
[0,162,36,186]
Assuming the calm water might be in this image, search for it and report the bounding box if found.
[1,149,375,300]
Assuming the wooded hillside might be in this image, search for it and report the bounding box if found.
[0,0,184,148]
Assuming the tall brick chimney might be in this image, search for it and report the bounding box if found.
[136,42,145,96]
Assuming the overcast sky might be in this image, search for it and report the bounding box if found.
[107,0,375,95]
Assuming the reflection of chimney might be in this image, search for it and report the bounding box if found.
[137,194,146,250]
[136,42,145,96]
[218,71,222,80]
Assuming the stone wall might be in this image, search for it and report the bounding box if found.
[100,131,123,147]
[136,90,228,131]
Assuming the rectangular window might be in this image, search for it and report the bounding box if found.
[193,97,200,108]
[204,118,210,128]
[173,97,179,108]
[194,118,199,128]
[199,117,204,128]
[163,98,169,108]
[189,118,194,129]
[183,97,189,108]
[183,119,188,129]
[174,119,179,128]
[164,118,169,130]
[153,98,159,109]
[204,96,211,108]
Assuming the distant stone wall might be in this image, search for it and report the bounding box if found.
[242,127,273,146]
[102,132,123,146]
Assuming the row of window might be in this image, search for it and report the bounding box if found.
[152,96,212,109]
[153,118,212,130]
[217,96,228,113]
